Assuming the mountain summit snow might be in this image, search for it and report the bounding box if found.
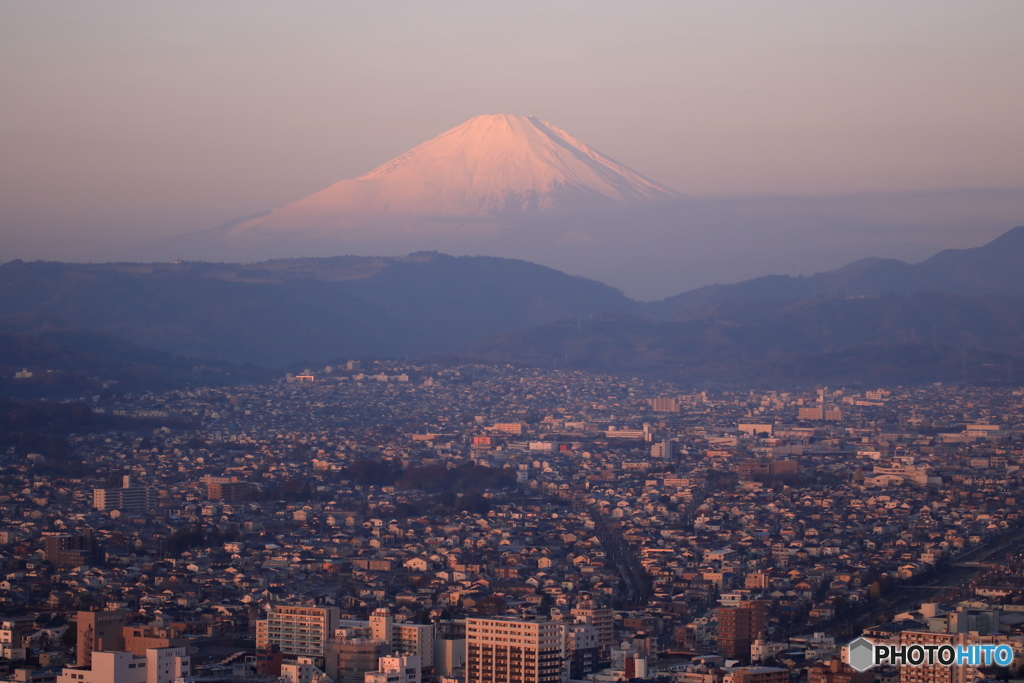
[222,114,679,241]
[356,114,678,204]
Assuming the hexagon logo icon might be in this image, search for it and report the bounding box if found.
[847,637,875,672]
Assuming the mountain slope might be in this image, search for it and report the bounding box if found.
[464,293,1024,387]
[0,254,635,367]
[188,114,680,246]
[650,225,1024,316]
[0,329,270,399]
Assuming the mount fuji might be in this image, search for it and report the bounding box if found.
[126,115,1023,299]
[137,114,678,260]
[233,113,680,231]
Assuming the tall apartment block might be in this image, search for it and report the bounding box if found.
[77,610,126,666]
[717,601,767,662]
[93,476,155,512]
[569,606,614,657]
[433,619,467,680]
[466,618,565,683]
[43,530,101,568]
[204,477,254,502]
[326,638,392,683]
[370,608,435,668]
[562,624,600,679]
[256,604,340,662]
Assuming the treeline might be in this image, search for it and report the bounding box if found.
[165,524,240,553]
[394,463,516,493]
[337,459,517,494]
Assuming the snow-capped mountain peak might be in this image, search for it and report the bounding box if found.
[225,114,678,238]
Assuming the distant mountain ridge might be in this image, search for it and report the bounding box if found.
[463,225,1024,386]
[6,225,1024,388]
[465,292,1024,386]
[650,225,1024,316]
[0,253,634,368]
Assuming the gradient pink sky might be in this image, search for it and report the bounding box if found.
[2,1,1023,260]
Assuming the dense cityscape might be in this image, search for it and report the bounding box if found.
[3,364,1024,683]
[6,5,1023,683]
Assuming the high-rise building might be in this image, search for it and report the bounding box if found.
[798,406,842,421]
[366,609,434,667]
[43,530,101,568]
[326,638,392,683]
[737,460,798,481]
[798,406,824,421]
[77,610,126,666]
[370,608,394,644]
[466,617,565,683]
[204,478,254,502]
[561,624,599,680]
[433,635,466,680]
[569,606,614,657]
[717,601,767,662]
[649,398,681,413]
[93,476,154,512]
[650,440,675,459]
[392,623,435,668]
[256,604,340,662]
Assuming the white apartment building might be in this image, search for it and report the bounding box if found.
[257,605,340,660]
[369,608,435,667]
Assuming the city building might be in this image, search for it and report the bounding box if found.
[282,656,333,683]
[466,617,565,683]
[808,657,872,683]
[256,604,340,661]
[326,639,392,683]
[92,477,154,512]
[570,606,614,656]
[42,531,100,568]
[723,666,789,683]
[122,625,188,656]
[77,611,126,667]
[561,624,599,680]
[365,655,421,683]
[56,648,189,683]
[717,601,767,662]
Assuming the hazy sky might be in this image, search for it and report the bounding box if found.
[2,1,1024,259]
